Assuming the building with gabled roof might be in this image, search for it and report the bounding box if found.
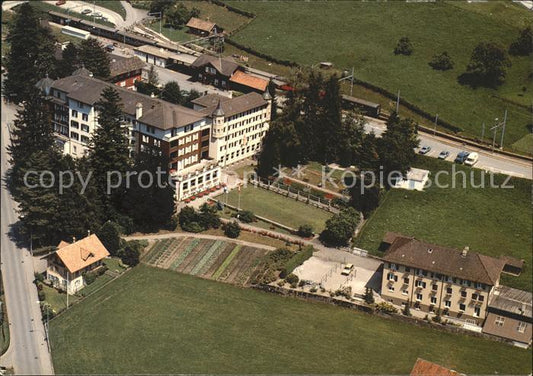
[186,17,220,36]
[229,70,269,93]
[191,54,241,90]
[380,233,506,325]
[108,55,146,89]
[46,234,110,294]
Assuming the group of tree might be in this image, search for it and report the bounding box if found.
[460,41,511,87]
[319,207,361,247]
[178,204,221,233]
[95,221,141,266]
[135,68,201,108]
[149,0,200,30]
[56,38,111,79]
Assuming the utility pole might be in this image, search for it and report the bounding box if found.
[433,113,438,135]
[396,90,400,113]
[499,109,507,149]
[481,122,485,143]
[490,119,500,153]
[338,67,355,96]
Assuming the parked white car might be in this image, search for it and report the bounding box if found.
[464,152,479,166]
[341,263,354,276]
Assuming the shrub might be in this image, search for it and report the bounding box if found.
[310,286,318,293]
[237,210,255,223]
[84,272,97,285]
[118,245,140,267]
[394,36,413,55]
[96,221,122,256]
[34,272,44,283]
[182,221,204,233]
[224,221,241,238]
[285,273,299,285]
[509,26,532,56]
[298,280,306,288]
[375,302,398,314]
[363,287,375,304]
[429,51,454,70]
[297,224,314,238]
[37,290,45,301]
[319,207,361,247]
[402,300,411,316]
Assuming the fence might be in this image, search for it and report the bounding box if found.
[248,177,341,214]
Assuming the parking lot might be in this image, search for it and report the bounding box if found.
[293,248,382,297]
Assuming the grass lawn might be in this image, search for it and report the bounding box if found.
[41,285,80,315]
[49,264,531,374]
[226,1,533,153]
[146,22,194,42]
[94,1,126,20]
[182,1,250,33]
[215,185,332,231]
[354,156,532,291]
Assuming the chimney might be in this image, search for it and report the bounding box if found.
[72,236,76,243]
[461,246,469,257]
[87,229,91,236]
[135,102,143,119]
[150,92,155,98]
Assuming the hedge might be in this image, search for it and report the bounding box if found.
[280,246,314,278]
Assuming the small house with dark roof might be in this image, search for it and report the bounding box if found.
[186,17,220,36]
[381,234,506,325]
[191,54,242,90]
[108,55,145,89]
[482,286,532,347]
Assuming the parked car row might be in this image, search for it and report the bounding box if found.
[418,146,479,166]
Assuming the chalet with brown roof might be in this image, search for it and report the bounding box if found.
[46,234,110,294]
[229,70,269,94]
[186,17,220,36]
[381,233,506,325]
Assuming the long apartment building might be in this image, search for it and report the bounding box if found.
[380,233,509,326]
[35,71,272,201]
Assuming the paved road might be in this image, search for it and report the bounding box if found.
[365,117,532,180]
[0,102,54,374]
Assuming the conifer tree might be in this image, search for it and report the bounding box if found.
[89,87,131,216]
[79,38,110,78]
[3,3,56,103]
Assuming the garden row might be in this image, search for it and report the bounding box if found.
[142,237,270,286]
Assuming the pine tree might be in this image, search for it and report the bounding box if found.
[161,81,183,104]
[16,149,64,246]
[147,65,159,86]
[8,89,56,198]
[267,80,278,121]
[122,153,175,232]
[89,86,131,216]
[3,3,56,103]
[79,38,110,78]
[320,75,343,164]
[402,300,411,316]
[57,43,80,78]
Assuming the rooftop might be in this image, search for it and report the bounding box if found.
[406,168,430,182]
[410,358,460,376]
[191,54,240,77]
[489,285,532,318]
[50,74,205,130]
[54,234,110,274]
[186,17,216,32]
[191,92,267,118]
[382,234,505,285]
[229,70,269,92]
[109,55,146,78]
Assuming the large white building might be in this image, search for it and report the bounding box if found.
[191,92,271,166]
[36,71,271,201]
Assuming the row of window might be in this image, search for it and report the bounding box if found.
[71,109,89,121]
[495,316,528,333]
[70,132,90,144]
[71,121,90,133]
[387,265,486,290]
[222,123,266,140]
[182,170,218,190]
[218,143,260,163]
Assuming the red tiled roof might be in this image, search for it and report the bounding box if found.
[410,358,460,376]
[229,71,268,92]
